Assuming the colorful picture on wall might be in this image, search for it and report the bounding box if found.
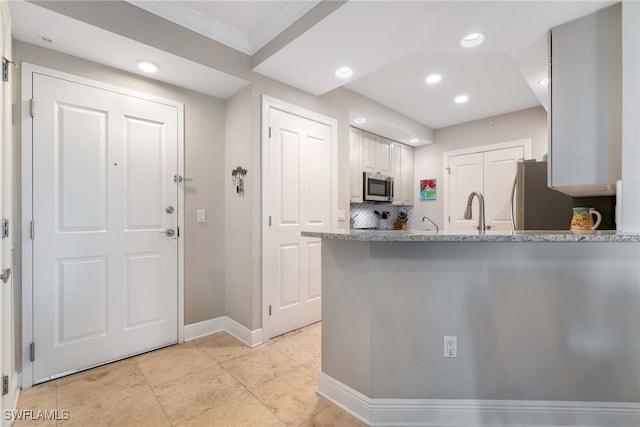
[420,179,437,200]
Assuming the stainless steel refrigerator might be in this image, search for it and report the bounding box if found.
[511,160,574,230]
[511,160,617,230]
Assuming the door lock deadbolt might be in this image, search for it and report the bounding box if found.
[165,206,175,214]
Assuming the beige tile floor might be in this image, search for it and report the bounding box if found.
[15,322,365,427]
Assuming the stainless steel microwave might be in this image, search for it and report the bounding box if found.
[363,172,393,202]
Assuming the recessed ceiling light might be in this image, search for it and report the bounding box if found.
[409,138,420,143]
[335,67,354,79]
[425,74,442,85]
[538,77,549,86]
[460,32,486,48]
[354,117,367,124]
[137,60,159,73]
[454,95,469,104]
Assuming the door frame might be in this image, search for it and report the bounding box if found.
[442,139,532,232]
[20,63,185,388]
[1,0,18,421]
[261,95,338,340]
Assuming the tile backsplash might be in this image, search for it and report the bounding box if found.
[350,203,414,230]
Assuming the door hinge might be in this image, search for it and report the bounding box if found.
[2,57,15,82]
[30,99,35,118]
[268,216,272,227]
[448,216,451,223]
[177,227,180,237]
[268,127,271,138]
[269,305,272,316]
[1,219,8,239]
[30,342,35,362]
[30,220,35,240]
[2,375,8,395]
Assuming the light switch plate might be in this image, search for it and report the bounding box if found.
[197,209,206,223]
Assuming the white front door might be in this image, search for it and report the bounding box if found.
[31,72,180,383]
[265,105,333,339]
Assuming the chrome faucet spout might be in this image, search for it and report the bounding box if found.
[422,215,439,233]
[463,191,487,231]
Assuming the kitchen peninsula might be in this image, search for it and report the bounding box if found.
[302,229,640,426]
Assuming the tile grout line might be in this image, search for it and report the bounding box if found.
[133,357,174,426]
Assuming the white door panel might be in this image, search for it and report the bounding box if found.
[267,107,332,338]
[32,73,178,382]
[484,147,523,230]
[449,152,483,231]
[448,146,524,232]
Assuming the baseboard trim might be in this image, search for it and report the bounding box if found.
[183,316,263,347]
[317,373,640,426]
[183,317,226,341]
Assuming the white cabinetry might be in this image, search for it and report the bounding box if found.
[392,142,414,206]
[350,128,394,203]
[349,127,364,203]
[363,132,391,175]
[549,3,621,196]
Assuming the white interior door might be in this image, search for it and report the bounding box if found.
[448,146,524,232]
[448,152,483,231]
[31,73,179,383]
[484,146,524,230]
[266,107,332,338]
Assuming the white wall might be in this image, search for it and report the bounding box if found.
[222,73,433,331]
[413,106,547,230]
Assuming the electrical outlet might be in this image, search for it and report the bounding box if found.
[337,210,346,221]
[444,336,457,358]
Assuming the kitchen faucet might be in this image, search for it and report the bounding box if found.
[422,215,439,233]
[463,191,489,231]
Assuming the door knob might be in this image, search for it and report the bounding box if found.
[0,268,11,284]
[159,229,175,237]
[165,206,175,214]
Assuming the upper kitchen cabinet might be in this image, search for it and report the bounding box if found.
[549,3,621,197]
[392,142,414,206]
[363,131,392,176]
[349,127,364,203]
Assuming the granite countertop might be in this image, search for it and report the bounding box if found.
[301,229,640,242]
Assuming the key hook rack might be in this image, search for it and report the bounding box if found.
[232,166,248,196]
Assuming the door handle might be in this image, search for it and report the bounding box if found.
[0,268,11,284]
[159,229,176,237]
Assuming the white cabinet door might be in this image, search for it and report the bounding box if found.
[376,136,392,175]
[484,147,523,230]
[349,128,363,203]
[363,132,391,175]
[550,4,621,196]
[363,132,378,174]
[392,143,414,206]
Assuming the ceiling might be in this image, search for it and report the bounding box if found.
[9,0,616,132]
